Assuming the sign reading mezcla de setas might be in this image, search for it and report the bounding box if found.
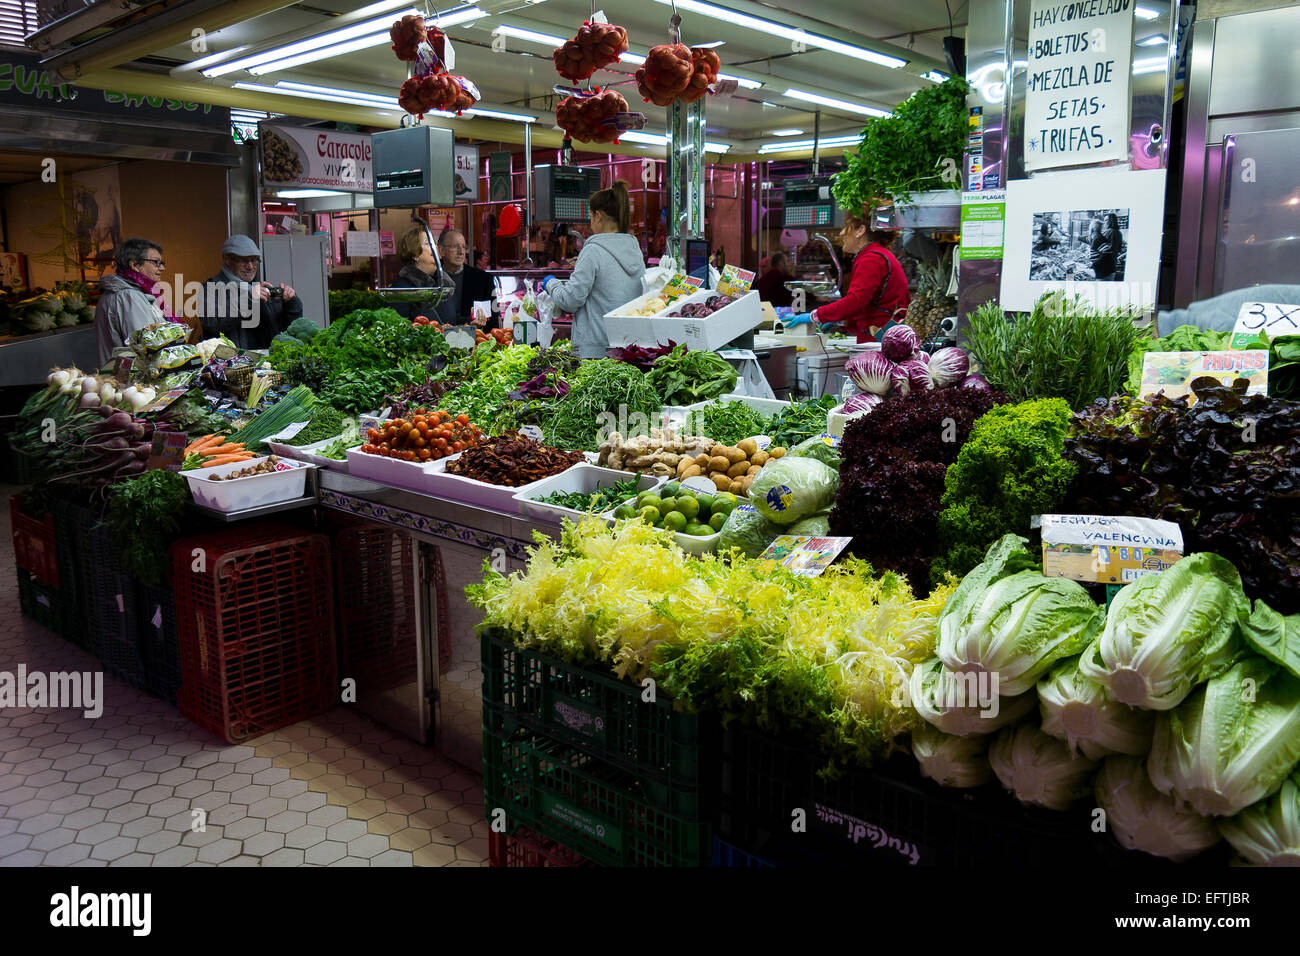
[1024,0,1134,171]
[0,53,228,129]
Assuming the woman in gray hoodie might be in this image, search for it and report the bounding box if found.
[542,180,645,359]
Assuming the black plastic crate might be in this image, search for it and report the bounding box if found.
[81,520,144,689]
[482,629,716,793]
[137,581,181,704]
[719,725,1114,867]
[16,568,81,641]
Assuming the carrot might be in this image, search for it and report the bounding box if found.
[185,434,221,454]
[202,454,254,466]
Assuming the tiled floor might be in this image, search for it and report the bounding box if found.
[1,487,489,868]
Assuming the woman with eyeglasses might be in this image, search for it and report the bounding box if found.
[94,237,183,365]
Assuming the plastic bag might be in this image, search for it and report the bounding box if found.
[718,504,783,558]
[788,435,841,472]
[152,343,202,371]
[642,255,679,297]
[531,290,555,348]
[749,456,839,526]
[787,510,831,536]
[132,323,187,352]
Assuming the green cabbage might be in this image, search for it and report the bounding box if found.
[787,435,841,470]
[23,310,57,332]
[1148,657,1300,817]
[937,534,1103,696]
[787,511,831,537]
[988,722,1097,811]
[1078,553,1248,710]
[911,722,992,788]
[749,456,839,526]
[908,656,1036,737]
[1037,655,1154,760]
[1218,771,1300,866]
[717,504,783,558]
[1095,755,1221,861]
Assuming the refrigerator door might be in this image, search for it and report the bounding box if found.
[1213,129,1300,295]
[261,234,331,327]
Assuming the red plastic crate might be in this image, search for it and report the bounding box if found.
[333,525,418,694]
[488,827,593,867]
[171,523,336,743]
[11,495,59,588]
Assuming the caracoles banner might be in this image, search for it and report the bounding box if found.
[260,122,373,192]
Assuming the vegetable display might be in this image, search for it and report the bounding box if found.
[717,504,785,558]
[1037,656,1154,761]
[1094,756,1222,861]
[182,434,253,470]
[103,469,191,587]
[646,344,739,406]
[931,399,1077,584]
[537,359,660,452]
[987,723,1098,812]
[444,432,583,486]
[228,385,318,452]
[284,406,348,446]
[766,396,838,448]
[963,291,1149,410]
[535,477,644,515]
[206,456,291,480]
[677,438,783,496]
[697,401,770,447]
[831,385,1004,588]
[360,409,483,462]
[908,656,1037,737]
[910,723,993,789]
[749,455,837,524]
[596,427,715,477]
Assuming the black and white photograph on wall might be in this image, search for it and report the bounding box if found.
[1028,208,1128,282]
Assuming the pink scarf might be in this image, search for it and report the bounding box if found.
[118,268,181,323]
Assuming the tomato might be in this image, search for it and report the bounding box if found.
[456,414,469,426]
[434,437,447,450]
[418,448,431,461]
[452,441,463,453]
[367,429,379,442]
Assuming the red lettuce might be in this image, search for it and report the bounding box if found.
[606,341,678,372]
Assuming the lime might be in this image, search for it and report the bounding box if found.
[663,511,688,533]
[636,493,663,512]
[684,522,714,537]
[676,496,700,520]
[711,492,739,516]
[658,496,679,515]
[694,493,714,516]
[613,504,635,520]
[708,512,727,532]
[661,480,681,497]
[637,506,661,525]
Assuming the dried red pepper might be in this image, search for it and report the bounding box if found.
[444,431,583,486]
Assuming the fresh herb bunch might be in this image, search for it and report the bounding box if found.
[535,477,644,514]
[647,344,738,406]
[831,76,969,210]
[1064,379,1300,611]
[155,390,231,439]
[931,398,1078,585]
[768,396,837,447]
[831,386,1005,590]
[328,288,389,320]
[964,291,1149,411]
[538,359,661,452]
[286,406,348,445]
[440,343,539,429]
[104,470,191,587]
[523,340,580,380]
[699,401,771,446]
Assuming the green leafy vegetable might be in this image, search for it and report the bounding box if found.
[1095,755,1221,861]
[767,396,837,448]
[1218,770,1300,865]
[646,344,738,406]
[285,406,348,446]
[698,401,770,446]
[534,477,643,514]
[104,470,191,587]
[536,359,661,452]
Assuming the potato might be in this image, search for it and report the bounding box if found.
[723,446,747,464]
[708,455,731,473]
[728,478,745,495]
[751,449,769,467]
[681,463,703,479]
[740,475,754,493]
[695,453,711,467]
[711,474,732,491]
[746,464,761,477]
[769,447,787,459]
[710,444,729,459]
[737,438,758,457]
[676,458,690,477]
[726,460,749,478]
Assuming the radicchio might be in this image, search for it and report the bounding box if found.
[843,392,884,415]
[845,350,895,395]
[881,324,921,362]
[895,358,933,395]
[927,347,970,388]
[959,372,992,391]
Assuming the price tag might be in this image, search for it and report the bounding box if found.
[139,387,190,415]
[755,535,854,577]
[661,274,705,300]
[273,420,310,441]
[1138,351,1269,402]
[591,8,608,23]
[1230,301,1300,349]
[444,326,476,351]
[113,355,134,383]
[148,429,190,471]
[680,476,719,496]
[519,425,544,441]
[748,434,772,450]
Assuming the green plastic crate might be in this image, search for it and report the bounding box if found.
[483,724,710,868]
[481,629,713,793]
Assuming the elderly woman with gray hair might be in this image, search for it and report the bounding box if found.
[94,237,181,365]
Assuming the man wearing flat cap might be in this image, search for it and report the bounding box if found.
[201,234,302,350]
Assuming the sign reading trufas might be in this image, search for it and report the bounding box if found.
[1024,0,1134,171]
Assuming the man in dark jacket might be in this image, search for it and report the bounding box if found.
[754,252,794,307]
[201,234,302,350]
[432,229,495,326]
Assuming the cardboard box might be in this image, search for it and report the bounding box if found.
[1040,514,1184,585]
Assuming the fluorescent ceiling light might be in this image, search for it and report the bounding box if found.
[234,81,400,110]
[923,70,949,82]
[652,0,906,69]
[757,135,859,153]
[717,72,762,90]
[783,88,890,117]
[277,189,349,197]
[249,32,390,75]
[1132,56,1167,75]
[618,130,730,153]
[772,128,804,136]
[464,107,537,123]
[205,5,484,77]
[492,25,565,46]
[1135,5,1160,20]
[619,51,646,65]
[188,46,251,71]
[275,81,398,105]
[1137,34,1168,46]
[694,40,725,49]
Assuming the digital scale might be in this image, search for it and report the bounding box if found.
[371,125,455,207]
[534,164,603,222]
[781,174,844,228]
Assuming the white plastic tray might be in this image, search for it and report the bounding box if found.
[300,436,358,471]
[426,453,586,513]
[827,401,878,437]
[604,290,764,352]
[345,446,437,491]
[514,465,662,524]
[184,456,312,513]
[601,495,722,556]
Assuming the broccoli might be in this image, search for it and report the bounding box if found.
[272,332,304,348]
[286,317,321,341]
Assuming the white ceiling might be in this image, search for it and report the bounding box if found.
[150,0,969,151]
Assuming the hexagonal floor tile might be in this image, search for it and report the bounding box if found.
[89,836,139,862]
[136,829,182,854]
[44,843,91,866]
[121,815,164,839]
[221,817,265,842]
[283,825,328,850]
[197,838,241,864]
[326,819,367,843]
[264,810,308,833]
[241,830,285,857]
[262,847,305,867]
[347,833,390,859]
[30,827,77,851]
[304,841,346,865]
[411,842,457,867]
[151,845,198,867]
[306,804,347,828]
[371,848,414,867]
[74,820,122,845]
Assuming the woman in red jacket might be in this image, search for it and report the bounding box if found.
[785,211,909,342]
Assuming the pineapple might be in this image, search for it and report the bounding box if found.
[905,247,956,343]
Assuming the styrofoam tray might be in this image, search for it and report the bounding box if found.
[601,496,722,556]
[604,290,764,352]
[426,454,587,513]
[184,456,312,513]
[345,446,437,491]
[827,400,878,437]
[301,437,359,471]
[515,465,662,524]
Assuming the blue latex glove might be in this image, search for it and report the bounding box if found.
[541,275,558,293]
[783,312,813,327]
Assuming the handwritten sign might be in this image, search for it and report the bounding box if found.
[1024,0,1133,171]
[1138,350,1269,402]
[345,230,381,258]
[1041,514,1183,584]
[1230,301,1300,349]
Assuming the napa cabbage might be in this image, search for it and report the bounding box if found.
[908,656,1036,737]
[1094,755,1221,861]
[1037,655,1154,760]
[988,722,1097,811]
[1218,772,1300,866]
[911,722,992,788]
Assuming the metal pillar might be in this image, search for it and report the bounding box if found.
[666,97,706,264]
[523,120,533,266]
